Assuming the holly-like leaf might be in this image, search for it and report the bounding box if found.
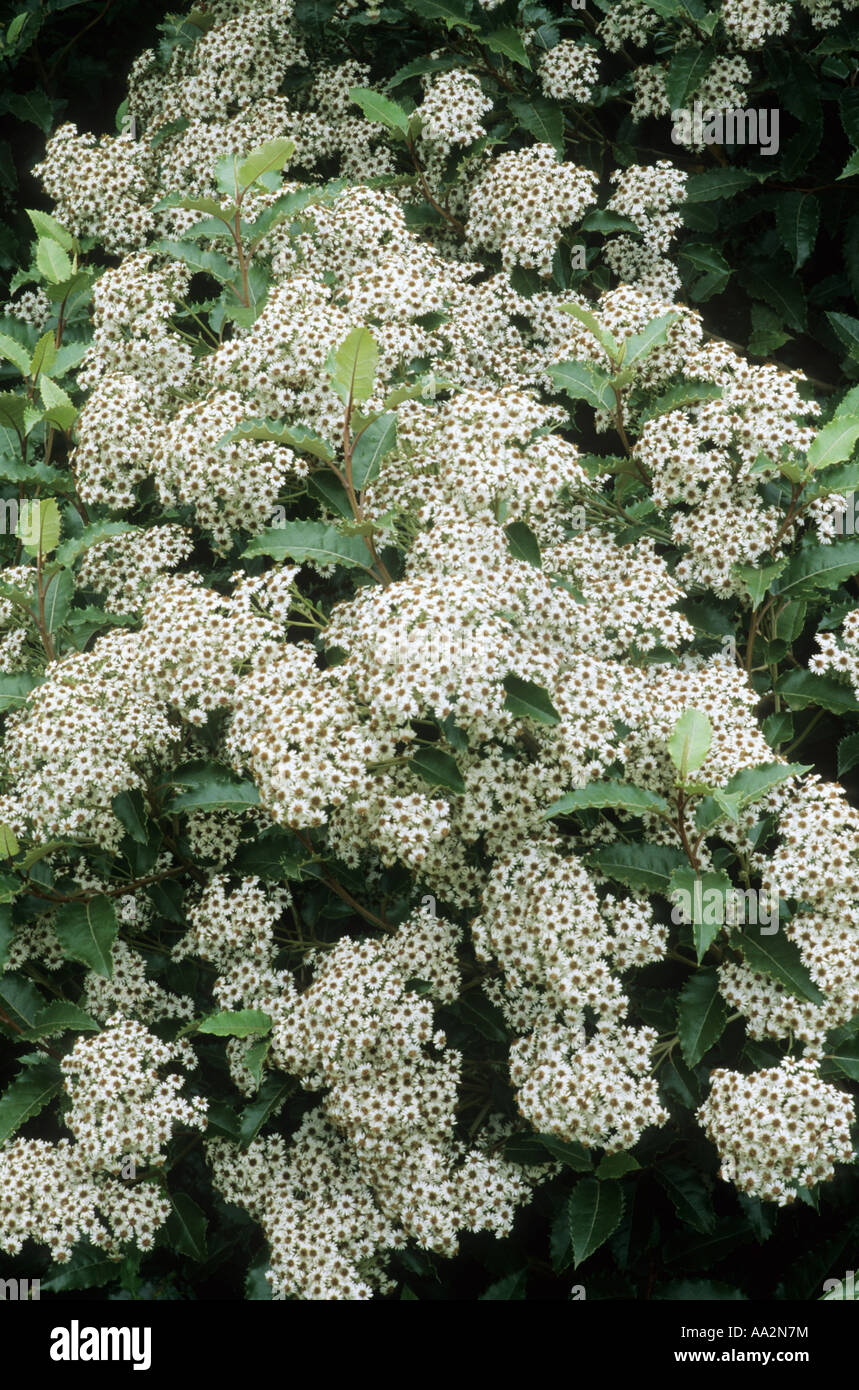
[667,708,712,777]
[568,1178,625,1268]
[408,747,466,794]
[676,969,729,1066]
[197,1010,273,1037]
[53,896,118,977]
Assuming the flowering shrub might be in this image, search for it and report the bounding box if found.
[0,0,859,1302]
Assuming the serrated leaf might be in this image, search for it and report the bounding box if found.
[243,521,375,572]
[736,928,825,1004]
[656,1160,716,1235]
[326,327,379,406]
[36,238,73,285]
[238,138,295,187]
[19,497,61,556]
[22,1002,100,1040]
[777,669,859,714]
[684,169,757,203]
[776,193,820,272]
[584,843,687,893]
[677,969,728,1065]
[568,1178,624,1268]
[638,381,722,423]
[544,781,670,818]
[502,673,560,725]
[483,27,531,68]
[0,1061,61,1142]
[547,360,614,411]
[620,313,677,367]
[39,375,77,430]
[197,1009,273,1037]
[239,1074,293,1147]
[596,1152,641,1180]
[504,520,541,568]
[668,868,734,961]
[349,87,410,135]
[507,97,563,155]
[53,896,118,977]
[732,558,786,607]
[667,708,712,777]
[838,733,859,778]
[164,1193,208,1262]
[0,331,31,375]
[722,761,810,806]
[408,747,466,794]
[351,412,396,490]
[665,44,714,110]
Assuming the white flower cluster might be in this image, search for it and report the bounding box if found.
[467,144,598,275]
[417,71,493,159]
[538,41,599,103]
[698,1059,854,1204]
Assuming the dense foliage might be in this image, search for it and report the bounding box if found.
[1,0,859,1301]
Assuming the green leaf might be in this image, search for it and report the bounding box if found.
[638,381,722,423]
[667,708,712,777]
[827,312,859,363]
[408,747,466,794]
[776,194,820,272]
[777,669,859,715]
[546,360,614,412]
[558,302,620,359]
[805,419,859,472]
[838,732,859,778]
[722,761,810,806]
[239,1075,294,1147]
[111,789,149,845]
[677,969,729,1066]
[479,1270,528,1300]
[407,0,478,26]
[483,27,531,68]
[504,520,541,568]
[19,497,61,556]
[0,974,44,1033]
[1,90,53,133]
[507,97,563,155]
[503,1133,592,1170]
[351,413,396,490]
[584,843,687,894]
[40,569,73,634]
[55,520,139,568]
[30,331,57,380]
[0,824,17,858]
[243,521,375,572]
[326,326,379,406]
[822,1037,859,1082]
[684,169,757,203]
[544,781,670,818]
[619,313,677,367]
[0,331,31,375]
[166,771,261,812]
[53,896,118,977]
[237,138,295,187]
[668,867,734,961]
[736,928,825,1004]
[229,417,334,461]
[739,265,807,334]
[732,558,786,607]
[164,1193,208,1262]
[22,1002,100,1040]
[25,210,75,252]
[568,1178,624,1268]
[349,87,410,135]
[502,673,560,725]
[0,1061,61,1143]
[40,376,77,430]
[665,45,714,110]
[197,1009,273,1037]
[656,1160,716,1235]
[838,149,859,182]
[596,1152,641,1180]
[36,238,73,285]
